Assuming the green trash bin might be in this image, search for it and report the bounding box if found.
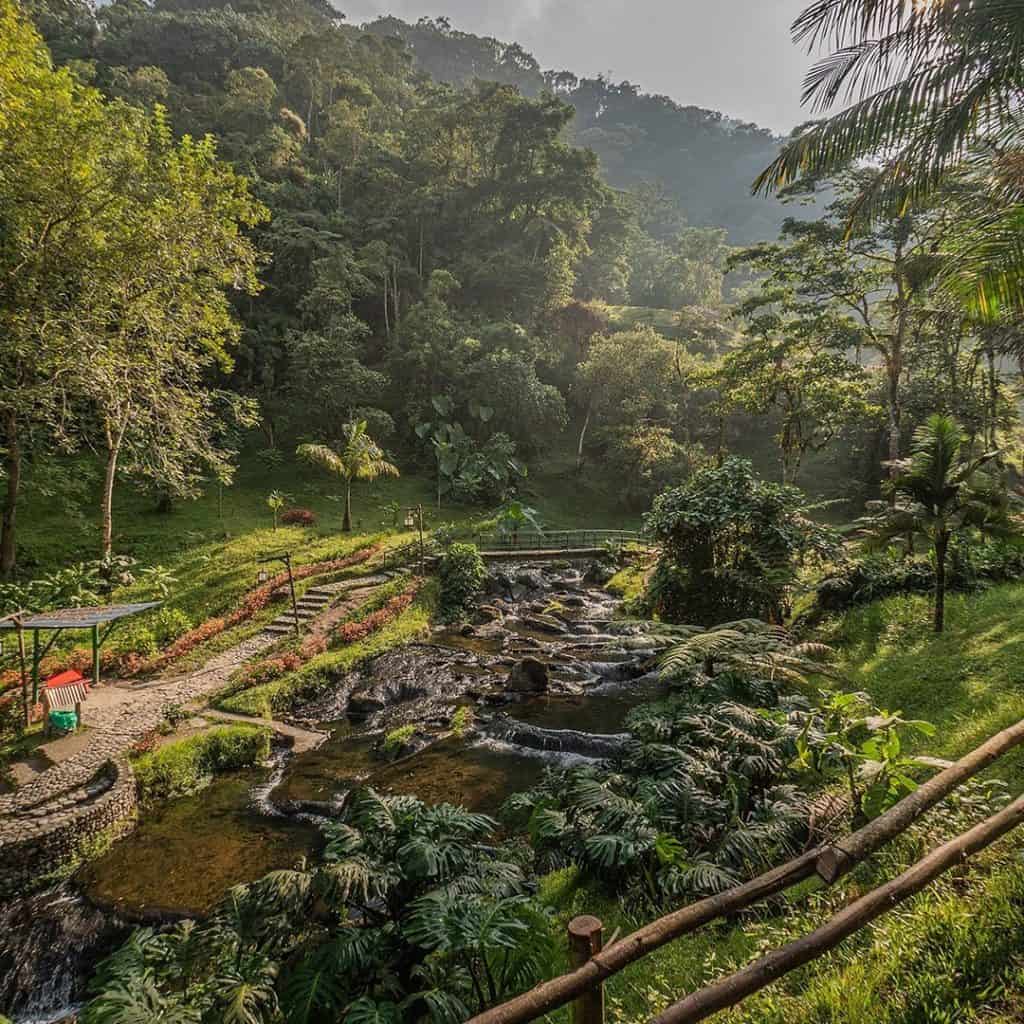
[48,709,78,733]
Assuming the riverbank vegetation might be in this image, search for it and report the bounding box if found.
[132,724,272,803]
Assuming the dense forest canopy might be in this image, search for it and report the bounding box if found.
[2,0,790,575]
[364,14,797,243]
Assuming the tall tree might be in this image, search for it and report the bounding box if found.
[757,0,1024,315]
[730,178,948,474]
[0,0,135,574]
[74,116,266,557]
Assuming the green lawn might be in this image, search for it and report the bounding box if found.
[15,447,638,584]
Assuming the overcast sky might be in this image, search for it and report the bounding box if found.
[339,0,814,135]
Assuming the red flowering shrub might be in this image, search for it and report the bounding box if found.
[0,692,24,738]
[0,545,385,685]
[333,585,419,646]
[131,730,160,755]
[300,633,328,659]
[281,508,317,526]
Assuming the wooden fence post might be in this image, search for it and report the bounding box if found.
[568,915,604,1024]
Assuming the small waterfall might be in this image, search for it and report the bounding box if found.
[248,745,292,819]
[0,885,127,1023]
[481,714,631,760]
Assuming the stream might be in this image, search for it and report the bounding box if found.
[2,561,673,1022]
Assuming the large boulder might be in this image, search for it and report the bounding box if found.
[583,560,614,585]
[505,658,550,694]
[515,569,547,591]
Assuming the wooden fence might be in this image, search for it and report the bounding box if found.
[468,716,1024,1024]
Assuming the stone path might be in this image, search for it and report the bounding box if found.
[263,574,393,636]
[203,709,327,754]
[0,632,277,820]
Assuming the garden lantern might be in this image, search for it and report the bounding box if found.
[257,568,270,585]
[404,509,416,529]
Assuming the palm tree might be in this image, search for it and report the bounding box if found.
[757,0,1024,203]
[297,421,398,532]
[755,0,1024,313]
[858,414,1018,632]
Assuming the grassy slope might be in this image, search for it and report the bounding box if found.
[15,449,637,586]
[540,581,1024,1022]
[826,585,1024,787]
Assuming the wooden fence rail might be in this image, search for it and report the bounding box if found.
[467,715,1024,1024]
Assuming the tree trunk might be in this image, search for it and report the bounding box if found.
[101,424,126,559]
[934,531,949,633]
[576,405,591,474]
[343,479,353,532]
[1,411,20,578]
[887,244,908,493]
[987,347,999,449]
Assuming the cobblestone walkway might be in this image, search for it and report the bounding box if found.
[0,633,277,820]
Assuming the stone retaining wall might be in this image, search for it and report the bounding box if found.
[0,759,137,896]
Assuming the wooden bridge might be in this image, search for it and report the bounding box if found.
[474,529,646,560]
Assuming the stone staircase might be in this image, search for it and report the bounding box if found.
[262,573,398,637]
[263,586,335,636]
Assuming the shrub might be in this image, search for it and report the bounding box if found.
[814,539,1024,615]
[132,725,271,802]
[111,622,159,659]
[152,607,192,646]
[281,507,317,526]
[0,692,24,740]
[644,458,837,624]
[383,724,417,753]
[438,543,487,622]
[334,585,419,645]
[451,705,473,738]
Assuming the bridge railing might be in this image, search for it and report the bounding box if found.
[474,529,645,552]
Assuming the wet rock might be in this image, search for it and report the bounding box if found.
[376,728,433,762]
[515,570,546,591]
[348,691,386,717]
[505,658,550,694]
[521,614,567,635]
[474,604,504,624]
[474,621,509,642]
[483,714,630,759]
[583,560,614,585]
[561,595,587,608]
[486,572,515,598]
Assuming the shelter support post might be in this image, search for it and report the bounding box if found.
[92,623,100,689]
[31,629,39,703]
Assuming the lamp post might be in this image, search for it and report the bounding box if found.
[259,552,300,637]
[405,505,425,573]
